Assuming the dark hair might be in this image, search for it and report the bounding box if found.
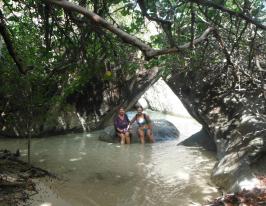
[136,105,143,110]
[118,106,125,111]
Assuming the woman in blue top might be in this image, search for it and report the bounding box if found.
[130,106,154,144]
[114,107,130,144]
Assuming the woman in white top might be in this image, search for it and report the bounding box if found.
[130,106,154,144]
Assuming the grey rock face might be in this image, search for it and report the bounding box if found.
[166,69,266,192]
[211,114,266,191]
[0,104,92,138]
[138,78,191,117]
[178,129,217,151]
[99,119,180,143]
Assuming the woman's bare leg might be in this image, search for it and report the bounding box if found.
[118,133,125,144]
[138,128,145,144]
[146,129,155,143]
[125,132,131,144]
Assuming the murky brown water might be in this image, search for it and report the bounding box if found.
[0,111,219,206]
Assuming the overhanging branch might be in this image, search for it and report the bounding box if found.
[0,9,27,74]
[146,27,215,58]
[44,0,214,59]
[44,0,152,55]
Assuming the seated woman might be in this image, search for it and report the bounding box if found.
[130,106,155,144]
[114,107,130,144]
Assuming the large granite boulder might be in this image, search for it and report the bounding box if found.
[138,78,191,117]
[99,119,180,143]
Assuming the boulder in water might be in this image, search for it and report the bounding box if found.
[178,129,217,151]
[99,119,180,143]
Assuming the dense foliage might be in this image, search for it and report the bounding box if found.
[0,0,265,136]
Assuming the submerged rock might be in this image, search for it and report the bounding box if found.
[178,129,217,151]
[99,119,180,143]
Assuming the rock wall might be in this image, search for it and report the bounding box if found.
[0,68,159,138]
[0,104,93,137]
[167,70,266,192]
[210,104,266,191]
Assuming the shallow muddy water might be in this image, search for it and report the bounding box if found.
[0,111,219,206]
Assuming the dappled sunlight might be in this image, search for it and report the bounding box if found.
[76,112,86,132]
[39,203,52,206]
[202,187,218,194]
[74,136,82,140]
[214,152,244,175]
[239,178,260,190]
[175,171,190,181]
[69,157,82,162]
[57,117,66,129]
[79,152,87,155]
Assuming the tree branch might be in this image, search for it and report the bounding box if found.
[191,0,266,30]
[190,2,195,48]
[44,0,152,56]
[256,56,266,72]
[147,27,215,58]
[136,0,172,25]
[0,9,26,74]
[136,0,175,47]
[44,0,214,59]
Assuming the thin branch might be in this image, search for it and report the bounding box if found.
[136,0,172,25]
[248,27,257,70]
[148,27,215,58]
[212,29,239,83]
[44,3,52,50]
[231,21,248,54]
[190,2,195,48]
[191,0,266,30]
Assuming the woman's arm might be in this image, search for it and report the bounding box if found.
[129,115,136,126]
[145,115,152,130]
[114,118,123,133]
